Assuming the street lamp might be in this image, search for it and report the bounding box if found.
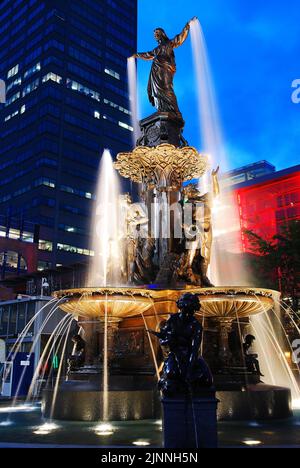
[41,278,49,297]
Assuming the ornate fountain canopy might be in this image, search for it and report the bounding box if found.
[114,143,208,190]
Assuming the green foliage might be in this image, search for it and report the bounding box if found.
[244,220,300,312]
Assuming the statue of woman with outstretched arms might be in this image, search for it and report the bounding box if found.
[131,18,197,120]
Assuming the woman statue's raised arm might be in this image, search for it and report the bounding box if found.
[171,17,198,49]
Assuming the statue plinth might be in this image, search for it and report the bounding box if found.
[162,391,218,448]
[137,112,187,148]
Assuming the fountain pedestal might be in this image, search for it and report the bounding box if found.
[162,391,218,448]
[137,112,186,148]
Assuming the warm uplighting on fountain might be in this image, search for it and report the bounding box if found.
[132,440,150,446]
[292,399,300,410]
[94,423,114,436]
[0,421,13,427]
[0,405,38,413]
[248,422,262,427]
[33,422,59,435]
[243,440,262,446]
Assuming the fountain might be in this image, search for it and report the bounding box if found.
[40,18,295,423]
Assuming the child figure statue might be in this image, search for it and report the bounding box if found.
[149,293,213,396]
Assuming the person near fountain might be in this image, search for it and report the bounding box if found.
[148,293,213,396]
[67,334,86,374]
[243,334,264,377]
[131,17,197,120]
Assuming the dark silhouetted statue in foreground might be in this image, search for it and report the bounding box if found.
[132,18,197,121]
[67,334,85,375]
[149,293,213,396]
[243,334,264,377]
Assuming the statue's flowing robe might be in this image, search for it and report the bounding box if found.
[136,25,190,117]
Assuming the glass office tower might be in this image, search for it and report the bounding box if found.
[0,0,137,271]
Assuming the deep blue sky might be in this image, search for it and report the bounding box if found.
[137,0,300,171]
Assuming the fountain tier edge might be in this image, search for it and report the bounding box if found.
[53,286,278,320]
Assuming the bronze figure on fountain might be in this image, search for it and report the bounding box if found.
[243,335,264,377]
[176,167,220,287]
[131,18,197,147]
[67,334,85,375]
[132,18,197,121]
[149,293,213,396]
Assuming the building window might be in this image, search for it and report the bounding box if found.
[58,224,85,235]
[6,77,22,92]
[24,62,41,79]
[103,98,131,115]
[94,111,100,119]
[44,39,64,52]
[7,64,19,79]
[37,261,52,271]
[104,68,120,80]
[0,251,27,273]
[34,177,56,188]
[42,72,62,84]
[5,91,20,106]
[4,109,19,122]
[61,184,94,200]
[119,121,133,132]
[57,243,94,256]
[22,78,39,97]
[38,240,53,252]
[66,78,100,102]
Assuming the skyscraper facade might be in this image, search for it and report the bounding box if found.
[0,0,137,273]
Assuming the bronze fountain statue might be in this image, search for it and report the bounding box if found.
[132,17,197,121]
[48,17,290,425]
[149,293,213,396]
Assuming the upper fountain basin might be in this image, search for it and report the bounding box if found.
[53,287,279,320]
[114,143,208,190]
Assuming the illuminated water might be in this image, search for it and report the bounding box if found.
[190,20,300,406]
[127,57,140,145]
[88,149,123,287]
[0,403,299,447]
[87,149,125,424]
[190,20,250,287]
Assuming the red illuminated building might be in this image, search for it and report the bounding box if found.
[223,161,300,253]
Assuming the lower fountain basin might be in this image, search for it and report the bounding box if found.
[217,384,292,421]
[42,374,160,421]
[42,378,292,422]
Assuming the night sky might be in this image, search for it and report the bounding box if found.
[137,0,300,171]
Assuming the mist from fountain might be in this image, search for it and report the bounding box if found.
[190,19,299,403]
[87,149,125,424]
[26,312,74,404]
[50,318,74,421]
[250,298,300,403]
[8,299,68,412]
[88,149,123,287]
[190,20,250,287]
